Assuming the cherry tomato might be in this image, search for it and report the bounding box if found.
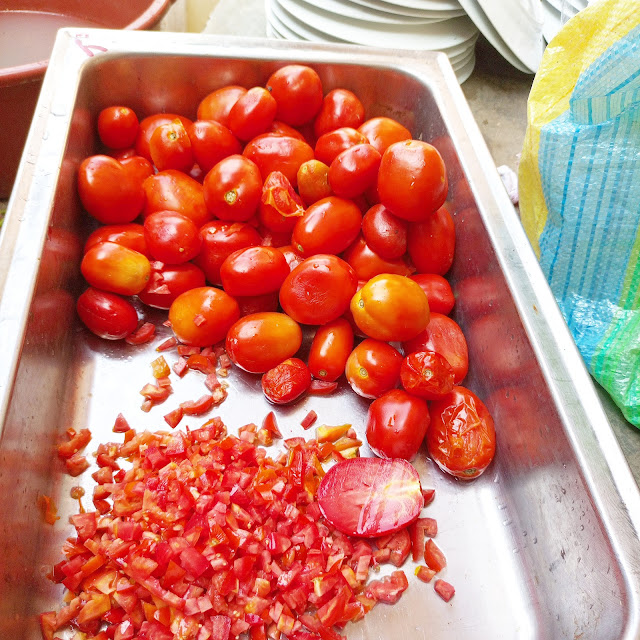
[235,291,280,316]
[81,241,150,296]
[168,286,240,347]
[143,211,202,264]
[307,317,354,382]
[187,120,242,173]
[345,338,402,399]
[358,117,411,155]
[328,144,381,199]
[361,203,408,259]
[279,255,358,325]
[266,65,323,126]
[225,312,303,373]
[297,159,332,205]
[243,134,314,187]
[427,386,496,480]
[291,196,362,257]
[197,85,247,127]
[317,457,423,537]
[377,140,448,222]
[227,87,278,141]
[314,127,368,166]
[138,262,206,310]
[77,155,146,224]
[258,171,304,233]
[149,118,194,172]
[118,154,154,185]
[267,120,307,141]
[313,88,365,137]
[135,113,193,162]
[76,287,138,340]
[262,357,312,405]
[366,389,430,460]
[407,205,456,275]
[402,312,469,384]
[351,274,430,342]
[84,223,147,256]
[410,274,455,315]
[343,235,413,281]
[203,155,262,222]
[400,350,455,400]
[97,106,138,150]
[220,246,290,296]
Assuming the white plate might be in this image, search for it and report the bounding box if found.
[372,0,463,11]
[271,0,346,42]
[540,0,566,44]
[454,52,476,84]
[347,0,465,19]
[545,0,579,17]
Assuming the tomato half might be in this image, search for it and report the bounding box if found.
[400,350,455,400]
[81,242,150,296]
[76,288,138,340]
[266,65,324,126]
[261,358,312,405]
[219,246,290,297]
[407,205,456,276]
[307,318,354,382]
[345,338,402,399]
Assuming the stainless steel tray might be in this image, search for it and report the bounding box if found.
[1,29,639,640]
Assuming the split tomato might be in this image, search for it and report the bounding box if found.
[261,358,312,405]
[400,350,455,400]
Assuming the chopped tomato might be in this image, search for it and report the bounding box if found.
[434,579,455,602]
[424,538,447,573]
[124,322,156,345]
[57,428,92,459]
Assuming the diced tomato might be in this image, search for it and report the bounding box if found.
[163,407,184,429]
[308,380,338,395]
[150,355,170,379]
[301,410,318,430]
[173,356,189,377]
[125,322,156,345]
[415,565,436,583]
[423,539,447,573]
[65,452,90,477]
[70,512,97,540]
[57,428,92,459]
[262,411,282,438]
[434,578,455,602]
[422,488,436,505]
[112,413,131,433]
[156,336,178,351]
[364,570,408,604]
[180,394,216,416]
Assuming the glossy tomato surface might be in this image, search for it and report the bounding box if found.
[97,106,139,150]
[400,350,455,400]
[227,86,278,142]
[219,246,290,297]
[138,262,206,310]
[149,118,194,173]
[313,88,365,137]
[196,85,247,127]
[135,113,193,162]
[143,210,202,264]
[84,223,147,256]
[261,357,312,405]
[328,144,381,200]
[314,127,368,166]
[266,65,323,126]
[345,338,402,399]
[81,242,150,296]
[408,205,456,275]
[307,318,354,382]
[296,159,332,205]
[343,235,412,281]
[188,120,242,173]
[258,170,304,233]
[361,203,408,260]
[410,274,455,315]
[76,287,138,340]
[358,117,411,155]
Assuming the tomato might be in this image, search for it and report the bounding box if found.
[357,117,411,155]
[377,140,448,222]
[366,389,430,461]
[279,255,358,325]
[77,155,146,224]
[194,220,261,284]
[410,274,455,315]
[135,113,193,162]
[81,242,150,296]
[119,154,154,184]
[220,246,290,296]
[297,159,332,205]
[400,351,455,400]
[343,235,413,280]
[143,211,202,264]
[149,118,194,173]
[361,204,408,260]
[225,312,303,373]
[168,286,240,347]
[317,457,423,537]
[97,106,138,150]
[84,223,147,256]
[427,386,496,480]
[351,274,430,342]
[266,65,323,126]
[365,570,410,604]
[328,144,381,199]
[407,205,456,275]
[313,88,365,137]
[202,154,262,222]
[277,245,304,272]
[187,120,242,173]
[227,87,278,141]
[243,134,314,187]
[262,358,312,404]
[403,312,469,384]
[258,171,304,233]
[235,291,280,316]
[307,318,354,382]
[76,287,138,340]
[138,262,206,310]
[291,196,362,257]
[267,120,307,140]
[314,127,368,166]
[434,579,455,602]
[197,85,247,126]
[345,338,402,399]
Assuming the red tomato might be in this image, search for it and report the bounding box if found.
[76,287,138,340]
[143,210,202,264]
[410,274,455,315]
[400,351,455,400]
[81,242,150,296]
[313,88,365,137]
[243,134,314,187]
[261,358,312,404]
[138,262,206,309]
[258,171,304,233]
[197,85,247,127]
[77,155,145,224]
[350,274,430,342]
[291,196,362,257]
[97,106,138,150]
[225,312,303,373]
[279,255,358,325]
[187,120,242,173]
[343,235,413,280]
[307,317,354,382]
[220,246,290,296]
[266,65,323,126]
[203,154,262,222]
[317,457,423,537]
[361,204,408,260]
[408,205,456,275]
[267,120,307,141]
[358,117,411,155]
[297,159,332,205]
[328,144,381,199]
[366,389,430,460]
[403,312,469,384]
[235,291,280,316]
[227,87,278,141]
[314,127,368,166]
[84,223,147,256]
[345,338,402,399]
[135,113,193,162]
[277,245,304,272]
[149,118,194,173]
[118,154,154,185]
[427,386,496,480]
[377,140,448,222]
[168,286,240,347]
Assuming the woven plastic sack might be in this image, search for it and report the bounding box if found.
[519,0,640,427]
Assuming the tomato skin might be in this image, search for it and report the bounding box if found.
[351,274,430,342]
[76,287,139,340]
[258,171,304,233]
[266,65,324,126]
[138,262,206,309]
[308,317,354,382]
[279,255,358,325]
[227,87,278,141]
[313,88,365,137]
[297,159,332,206]
[407,205,456,275]
[345,338,402,399]
[343,235,413,280]
[197,85,247,127]
[97,106,138,149]
[366,389,430,460]
[410,273,455,315]
[168,286,240,347]
[143,210,202,264]
[225,312,303,373]
[267,120,307,141]
[149,118,194,173]
[135,113,193,162]
[220,246,290,296]
[187,120,242,173]
[291,196,362,257]
[361,204,408,260]
[235,291,280,316]
[400,350,455,400]
[84,223,147,256]
[427,386,496,480]
[277,245,304,272]
[328,144,382,199]
[243,134,314,187]
[314,127,368,166]
[377,140,448,222]
[261,357,312,404]
[358,117,411,155]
